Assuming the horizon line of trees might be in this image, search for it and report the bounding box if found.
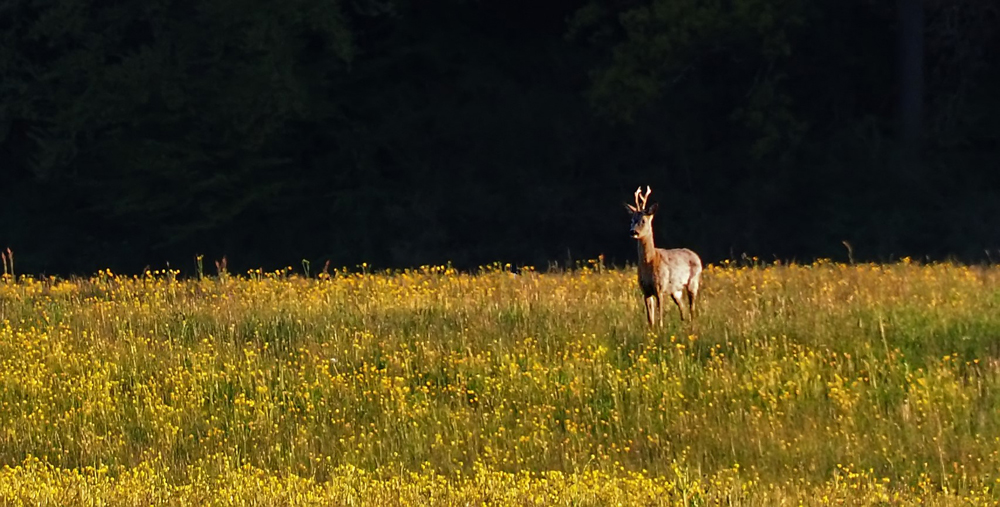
[2,0,998,276]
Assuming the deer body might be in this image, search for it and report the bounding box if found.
[627,186,702,326]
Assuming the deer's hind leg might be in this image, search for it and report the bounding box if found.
[685,278,700,319]
[670,290,686,322]
[685,290,696,319]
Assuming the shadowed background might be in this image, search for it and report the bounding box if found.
[2,0,998,274]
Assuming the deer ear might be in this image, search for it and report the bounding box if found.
[645,203,659,215]
[624,203,638,214]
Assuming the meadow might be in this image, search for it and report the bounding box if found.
[1,259,1000,505]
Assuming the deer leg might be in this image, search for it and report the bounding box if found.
[644,296,656,327]
[686,287,696,319]
[670,290,686,321]
[655,294,665,327]
[686,277,700,319]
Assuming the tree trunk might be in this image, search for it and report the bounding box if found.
[897,0,925,171]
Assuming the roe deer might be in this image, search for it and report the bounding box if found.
[625,186,702,326]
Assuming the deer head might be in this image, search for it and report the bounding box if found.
[624,186,659,239]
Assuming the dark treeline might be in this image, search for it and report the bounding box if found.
[2,0,999,275]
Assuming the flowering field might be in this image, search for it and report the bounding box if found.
[1,260,1000,505]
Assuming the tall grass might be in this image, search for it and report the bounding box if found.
[1,260,999,504]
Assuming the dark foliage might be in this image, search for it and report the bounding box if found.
[1,0,999,275]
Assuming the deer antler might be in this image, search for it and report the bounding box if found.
[634,186,652,210]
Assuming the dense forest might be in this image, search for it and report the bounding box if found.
[2,0,999,275]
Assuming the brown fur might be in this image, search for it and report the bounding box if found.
[626,186,702,326]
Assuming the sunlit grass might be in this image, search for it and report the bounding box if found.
[1,259,1000,504]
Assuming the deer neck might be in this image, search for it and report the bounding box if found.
[636,232,657,264]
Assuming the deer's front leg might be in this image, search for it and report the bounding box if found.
[644,295,656,327]
[656,293,665,327]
